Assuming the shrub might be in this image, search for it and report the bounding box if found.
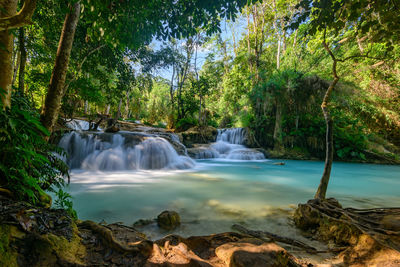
[0,93,69,205]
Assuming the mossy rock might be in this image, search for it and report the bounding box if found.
[180,126,218,147]
[19,222,86,266]
[0,224,20,267]
[157,211,181,230]
[37,192,52,209]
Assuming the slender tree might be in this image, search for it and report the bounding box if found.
[292,0,399,199]
[40,2,81,133]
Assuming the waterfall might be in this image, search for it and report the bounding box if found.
[189,128,265,160]
[59,132,194,171]
[65,119,102,131]
[216,128,246,144]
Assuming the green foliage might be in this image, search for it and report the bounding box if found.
[0,93,69,204]
[332,109,368,160]
[54,189,77,219]
[176,117,198,131]
[293,0,400,48]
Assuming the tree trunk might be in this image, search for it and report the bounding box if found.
[273,100,283,151]
[105,104,110,115]
[117,98,122,119]
[0,0,18,108]
[124,90,130,118]
[40,2,80,133]
[314,39,339,200]
[276,37,281,69]
[12,50,20,87]
[84,100,89,114]
[198,95,202,125]
[18,27,27,94]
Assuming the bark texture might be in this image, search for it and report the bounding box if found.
[0,0,36,30]
[18,27,26,94]
[40,2,80,133]
[0,0,18,108]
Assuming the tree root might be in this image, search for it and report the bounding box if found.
[294,198,400,265]
[0,188,13,198]
[232,224,318,253]
[78,220,153,256]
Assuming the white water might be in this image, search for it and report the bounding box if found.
[66,119,90,131]
[59,131,194,171]
[191,128,265,160]
[65,118,103,131]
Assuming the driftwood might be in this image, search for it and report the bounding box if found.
[232,224,318,253]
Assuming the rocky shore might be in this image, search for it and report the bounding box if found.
[2,195,399,266]
[0,195,303,266]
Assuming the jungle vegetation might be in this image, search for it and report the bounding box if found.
[0,0,399,205]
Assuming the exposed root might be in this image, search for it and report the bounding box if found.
[232,224,318,253]
[294,198,400,265]
[0,188,13,198]
[78,220,153,256]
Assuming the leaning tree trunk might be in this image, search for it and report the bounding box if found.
[18,27,27,94]
[40,2,80,134]
[314,41,339,200]
[0,0,18,108]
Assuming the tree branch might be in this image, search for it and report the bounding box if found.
[0,0,37,31]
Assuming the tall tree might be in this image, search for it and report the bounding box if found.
[0,0,37,108]
[40,2,81,133]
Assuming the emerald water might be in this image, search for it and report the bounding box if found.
[66,159,400,240]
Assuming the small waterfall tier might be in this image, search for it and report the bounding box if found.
[188,128,265,160]
[216,128,247,144]
[59,131,194,171]
[65,119,102,131]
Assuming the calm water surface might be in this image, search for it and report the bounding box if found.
[66,159,400,239]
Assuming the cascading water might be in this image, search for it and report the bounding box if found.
[216,128,247,144]
[191,128,265,160]
[65,119,102,131]
[58,131,194,171]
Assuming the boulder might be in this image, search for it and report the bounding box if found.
[157,211,181,230]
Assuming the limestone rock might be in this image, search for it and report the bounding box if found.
[104,125,120,133]
[180,126,218,147]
